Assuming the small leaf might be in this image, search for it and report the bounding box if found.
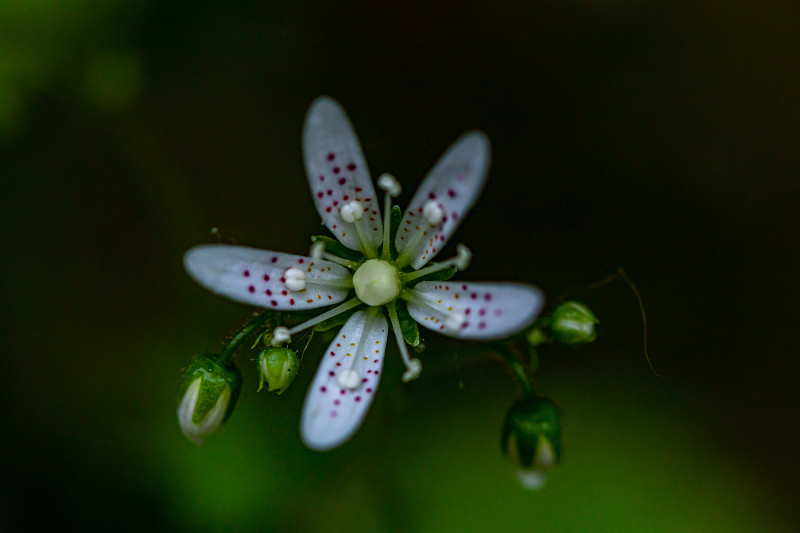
[395,299,420,347]
[389,205,402,257]
[310,235,363,262]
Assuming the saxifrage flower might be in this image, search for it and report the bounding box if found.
[184,97,544,450]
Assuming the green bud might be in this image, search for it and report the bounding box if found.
[177,355,242,445]
[550,301,598,346]
[502,396,562,490]
[257,347,300,394]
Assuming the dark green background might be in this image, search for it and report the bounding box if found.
[1,1,798,531]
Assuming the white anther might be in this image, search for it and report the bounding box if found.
[271,326,291,345]
[310,241,325,260]
[284,267,306,291]
[402,358,423,383]
[340,200,364,223]
[423,200,444,225]
[377,173,401,197]
[336,369,361,390]
[453,244,472,271]
[444,311,467,333]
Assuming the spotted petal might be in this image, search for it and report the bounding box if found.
[303,97,383,254]
[406,281,543,340]
[184,244,351,310]
[300,309,388,451]
[395,131,490,269]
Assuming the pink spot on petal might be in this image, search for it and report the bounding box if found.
[327,153,335,161]
[248,285,255,293]
[330,411,337,417]
[428,192,436,200]
[319,175,325,181]
[448,189,456,197]
[333,167,340,174]
[479,309,486,316]
[298,258,304,263]
[484,293,492,301]
[243,270,250,277]
[326,207,332,212]
[320,386,327,393]
[338,178,346,185]
[329,371,335,377]
[263,274,270,281]
[340,389,346,395]
[289,299,295,305]
[266,289,272,295]
[270,300,278,306]
[471,293,478,299]
[334,399,340,405]
[347,163,356,171]
[271,257,278,263]
[494,309,503,317]
[317,192,324,198]
[479,321,487,329]
[355,396,362,402]
[330,351,336,356]
[366,388,373,393]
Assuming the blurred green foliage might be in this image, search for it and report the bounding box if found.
[1,1,798,531]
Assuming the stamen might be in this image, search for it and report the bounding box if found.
[379,174,400,260]
[403,289,466,335]
[423,200,444,225]
[304,277,354,289]
[341,200,377,259]
[444,311,466,333]
[309,241,325,260]
[400,244,472,283]
[322,253,359,270]
[336,368,361,389]
[284,267,306,291]
[286,297,362,336]
[270,326,291,346]
[387,301,423,383]
[339,200,364,223]
[353,217,378,259]
[377,173,401,197]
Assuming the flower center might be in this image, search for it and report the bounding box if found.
[352,259,400,306]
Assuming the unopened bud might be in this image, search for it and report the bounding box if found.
[501,396,562,490]
[550,301,598,346]
[177,355,242,445]
[257,347,300,394]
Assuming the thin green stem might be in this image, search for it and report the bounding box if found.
[217,311,274,366]
[494,343,534,398]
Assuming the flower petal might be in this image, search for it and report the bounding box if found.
[303,97,383,253]
[300,309,388,451]
[395,131,490,269]
[406,281,544,340]
[184,244,351,310]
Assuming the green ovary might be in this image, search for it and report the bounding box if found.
[352,259,400,306]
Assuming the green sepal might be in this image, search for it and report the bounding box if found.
[311,235,363,262]
[501,396,562,467]
[405,266,458,287]
[179,355,242,424]
[395,299,420,347]
[313,305,361,332]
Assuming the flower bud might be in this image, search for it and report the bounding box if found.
[177,355,242,445]
[550,300,598,346]
[257,347,300,394]
[502,396,562,490]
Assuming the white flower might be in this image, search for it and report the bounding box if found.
[184,97,544,450]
